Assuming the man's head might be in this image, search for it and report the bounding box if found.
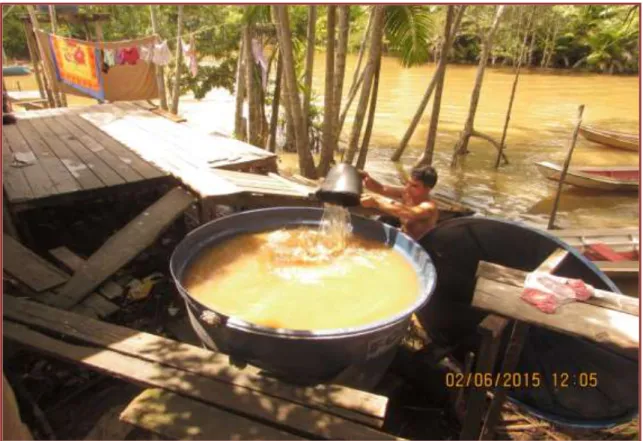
[404,165,437,202]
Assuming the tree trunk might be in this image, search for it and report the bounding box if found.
[170,5,184,115]
[527,26,537,67]
[344,6,385,165]
[333,6,350,146]
[415,6,458,167]
[392,5,466,162]
[337,66,366,138]
[234,37,247,141]
[318,6,337,176]
[150,6,168,110]
[273,5,317,178]
[244,23,261,147]
[451,5,505,167]
[268,52,282,153]
[356,56,381,170]
[494,7,535,169]
[48,5,68,107]
[302,6,317,124]
[346,8,372,102]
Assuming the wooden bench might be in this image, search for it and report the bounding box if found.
[4,297,399,440]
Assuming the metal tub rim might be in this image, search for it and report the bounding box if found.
[170,206,437,339]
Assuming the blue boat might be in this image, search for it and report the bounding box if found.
[3,66,32,77]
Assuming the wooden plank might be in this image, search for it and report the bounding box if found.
[116,102,276,169]
[3,123,62,199]
[3,321,399,440]
[3,296,388,427]
[56,115,141,184]
[40,116,126,187]
[51,187,195,309]
[26,118,104,191]
[78,109,242,199]
[48,246,124,300]
[2,132,34,202]
[596,260,640,277]
[476,261,639,316]
[473,276,638,359]
[459,315,509,440]
[66,113,163,180]
[120,388,303,440]
[12,120,81,195]
[3,234,69,292]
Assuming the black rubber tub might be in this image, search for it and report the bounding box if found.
[416,216,638,428]
[170,207,437,387]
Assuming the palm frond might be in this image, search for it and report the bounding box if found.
[244,5,271,24]
[384,5,435,67]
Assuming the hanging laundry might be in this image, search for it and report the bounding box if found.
[152,40,171,66]
[139,44,154,63]
[117,47,140,65]
[48,34,105,100]
[251,38,268,89]
[181,35,198,77]
[99,49,109,74]
[103,48,116,66]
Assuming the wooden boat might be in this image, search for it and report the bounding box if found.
[549,228,639,290]
[2,66,31,77]
[535,161,639,191]
[579,126,639,152]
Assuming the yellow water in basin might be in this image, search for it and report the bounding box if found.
[182,227,420,331]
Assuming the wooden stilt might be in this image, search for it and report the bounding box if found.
[150,5,168,111]
[47,5,67,107]
[26,6,62,108]
[548,104,585,230]
[22,22,50,106]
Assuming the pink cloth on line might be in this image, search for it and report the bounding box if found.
[520,272,594,314]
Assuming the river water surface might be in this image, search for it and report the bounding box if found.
[310,54,640,229]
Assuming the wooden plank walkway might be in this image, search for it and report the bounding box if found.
[4,297,398,440]
[4,102,280,211]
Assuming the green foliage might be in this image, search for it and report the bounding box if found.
[2,6,28,60]
[384,5,435,67]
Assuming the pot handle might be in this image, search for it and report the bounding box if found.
[200,310,226,328]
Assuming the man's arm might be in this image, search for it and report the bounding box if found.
[360,171,404,199]
[361,194,436,222]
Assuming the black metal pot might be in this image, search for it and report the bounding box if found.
[170,207,437,387]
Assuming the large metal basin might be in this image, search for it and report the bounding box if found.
[170,207,437,386]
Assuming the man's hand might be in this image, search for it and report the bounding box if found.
[360,194,379,208]
[359,170,381,192]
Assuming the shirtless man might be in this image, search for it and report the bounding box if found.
[360,165,439,240]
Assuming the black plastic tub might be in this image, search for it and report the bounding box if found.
[170,207,437,387]
[417,217,638,429]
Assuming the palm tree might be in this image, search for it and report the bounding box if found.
[344,5,386,165]
[345,5,435,166]
[302,6,317,124]
[451,5,506,168]
[414,5,465,167]
[318,6,336,176]
[272,5,317,178]
[391,6,461,161]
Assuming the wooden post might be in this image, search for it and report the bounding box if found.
[170,5,184,115]
[459,315,509,440]
[26,5,62,108]
[47,5,67,107]
[150,5,168,111]
[22,22,47,102]
[547,104,585,230]
[93,21,106,105]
